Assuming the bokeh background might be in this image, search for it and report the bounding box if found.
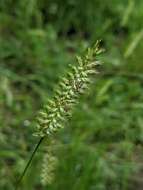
[1,0,143,189]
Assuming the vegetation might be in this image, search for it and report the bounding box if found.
[0,0,143,189]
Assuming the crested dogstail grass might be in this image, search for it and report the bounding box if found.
[1,1,143,189]
[38,41,103,187]
[35,41,103,137]
[15,41,103,190]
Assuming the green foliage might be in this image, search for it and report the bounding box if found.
[0,0,143,190]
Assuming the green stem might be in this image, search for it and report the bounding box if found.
[15,137,44,190]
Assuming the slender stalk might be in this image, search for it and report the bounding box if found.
[15,137,44,190]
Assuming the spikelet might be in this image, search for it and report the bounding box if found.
[35,41,103,137]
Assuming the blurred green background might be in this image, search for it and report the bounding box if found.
[1,0,143,189]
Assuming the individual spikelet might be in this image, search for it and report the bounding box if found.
[35,41,103,137]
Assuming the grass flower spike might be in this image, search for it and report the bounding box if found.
[36,41,103,137]
[15,41,103,190]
